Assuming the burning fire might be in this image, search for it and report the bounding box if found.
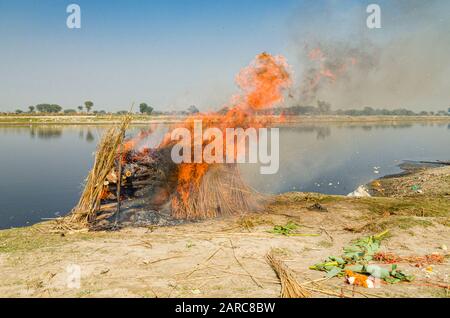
[172,52,291,215]
[119,52,292,218]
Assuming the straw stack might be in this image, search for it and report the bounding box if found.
[266,250,310,298]
[70,115,131,225]
[171,164,267,219]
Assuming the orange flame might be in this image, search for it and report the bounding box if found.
[172,52,291,210]
[120,52,292,213]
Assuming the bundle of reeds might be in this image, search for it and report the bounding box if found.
[171,164,267,219]
[266,250,310,298]
[70,115,132,225]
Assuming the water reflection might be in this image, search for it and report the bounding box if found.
[340,123,413,130]
[241,121,450,196]
[78,129,96,142]
[282,125,331,140]
[85,130,95,143]
[30,126,63,139]
[279,122,420,140]
[0,121,449,229]
[0,125,100,143]
[316,127,330,140]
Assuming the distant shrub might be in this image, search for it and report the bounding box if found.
[36,104,62,113]
[139,103,153,115]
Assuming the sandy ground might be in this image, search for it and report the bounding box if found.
[0,166,449,298]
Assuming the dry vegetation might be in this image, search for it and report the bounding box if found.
[70,115,131,225]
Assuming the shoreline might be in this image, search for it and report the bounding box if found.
[0,166,448,297]
[2,161,446,231]
[1,115,450,125]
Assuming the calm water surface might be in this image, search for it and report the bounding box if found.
[0,122,449,229]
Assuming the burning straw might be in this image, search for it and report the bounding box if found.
[67,53,291,228]
[70,115,132,225]
[266,250,310,298]
[172,164,267,219]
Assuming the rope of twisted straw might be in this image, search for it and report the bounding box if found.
[266,250,310,298]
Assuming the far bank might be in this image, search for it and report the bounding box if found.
[1,114,450,125]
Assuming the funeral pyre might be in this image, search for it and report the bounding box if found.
[70,52,292,228]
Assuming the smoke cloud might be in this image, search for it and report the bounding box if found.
[288,0,450,111]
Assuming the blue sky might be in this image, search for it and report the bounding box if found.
[0,0,448,111]
[0,0,300,111]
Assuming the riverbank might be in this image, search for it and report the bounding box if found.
[1,114,450,125]
[0,166,448,298]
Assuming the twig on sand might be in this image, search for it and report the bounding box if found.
[130,240,153,249]
[320,227,334,242]
[210,268,280,284]
[174,264,217,276]
[186,247,223,279]
[229,239,264,288]
[339,286,385,298]
[304,278,386,298]
[299,277,332,286]
[168,247,223,297]
[303,286,350,298]
[142,255,184,265]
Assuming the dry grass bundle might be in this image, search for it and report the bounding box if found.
[171,164,268,219]
[266,250,310,298]
[69,115,132,225]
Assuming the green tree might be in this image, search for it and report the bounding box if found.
[84,101,94,113]
[77,106,83,112]
[362,107,375,115]
[28,106,35,113]
[139,103,148,113]
[35,104,62,113]
[139,103,153,114]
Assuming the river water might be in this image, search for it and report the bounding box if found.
[0,121,449,229]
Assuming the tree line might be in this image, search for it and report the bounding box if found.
[7,101,201,116]
[259,101,450,116]
[11,101,96,114]
[6,99,449,116]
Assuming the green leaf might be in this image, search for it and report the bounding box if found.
[366,265,390,279]
[345,264,365,273]
[384,277,401,284]
[329,256,345,265]
[326,267,343,278]
[309,230,416,285]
